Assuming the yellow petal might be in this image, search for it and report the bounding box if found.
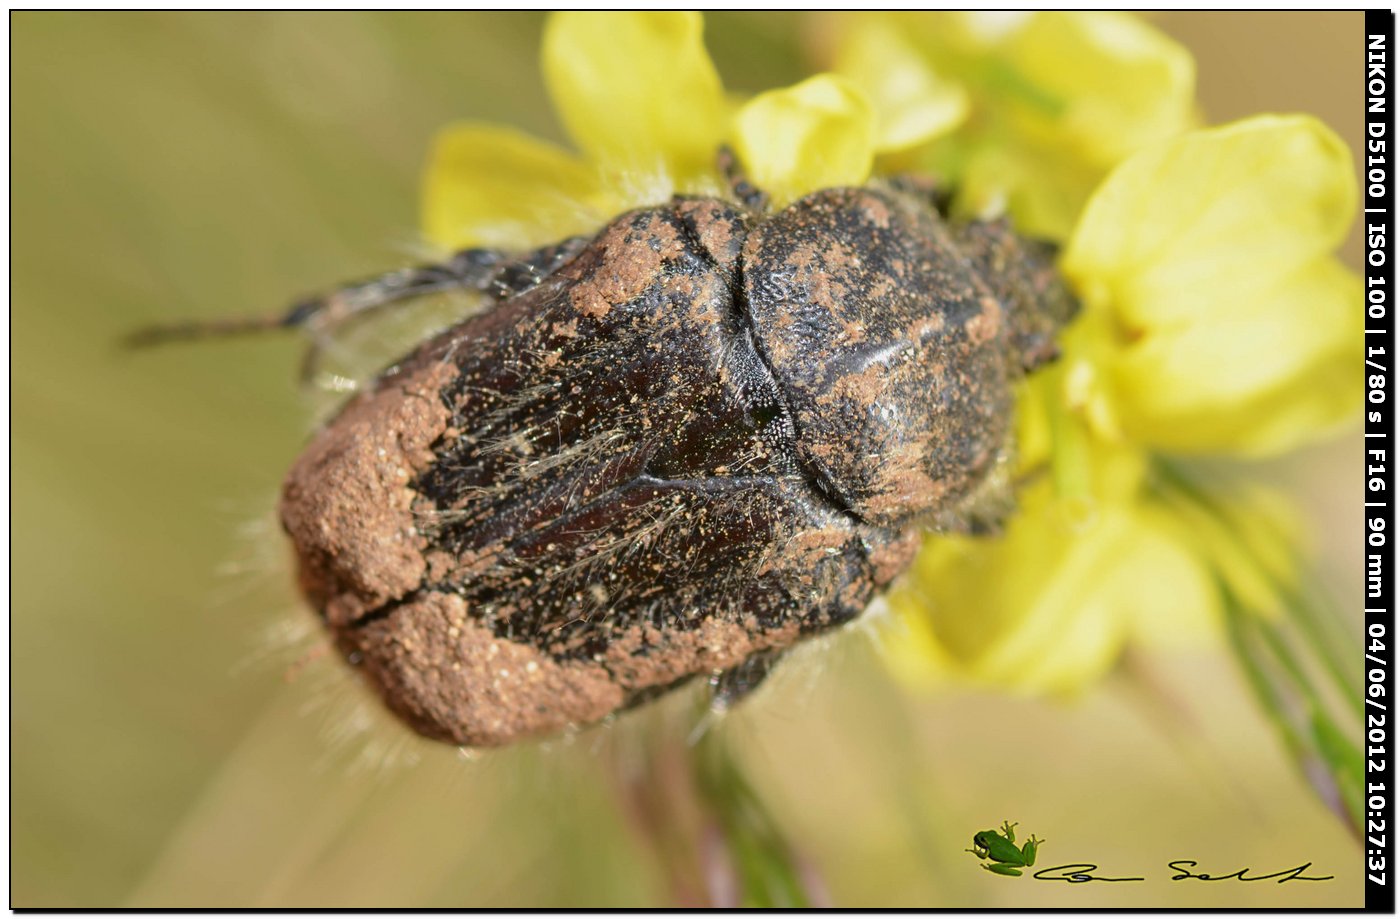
[887,481,1140,694]
[1063,115,1362,455]
[1066,115,1357,323]
[1120,502,1223,649]
[951,138,1105,240]
[884,471,1290,693]
[866,12,1195,239]
[833,20,967,152]
[1107,258,1362,454]
[732,74,875,207]
[421,123,604,251]
[999,12,1196,168]
[1151,478,1305,620]
[542,12,726,186]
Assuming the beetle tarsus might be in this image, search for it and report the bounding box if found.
[716,144,769,212]
[123,312,292,348]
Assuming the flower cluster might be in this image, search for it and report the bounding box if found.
[422,12,1361,698]
[834,15,1361,694]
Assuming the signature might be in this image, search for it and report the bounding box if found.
[1166,860,1334,883]
[1032,864,1144,883]
[1028,861,1333,884]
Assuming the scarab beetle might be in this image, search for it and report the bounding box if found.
[139,168,1078,747]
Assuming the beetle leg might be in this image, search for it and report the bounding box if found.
[708,648,785,712]
[715,144,770,212]
[287,238,590,381]
[883,173,955,217]
[127,237,590,381]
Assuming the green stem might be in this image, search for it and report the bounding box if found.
[1219,579,1363,837]
[1042,372,1092,505]
[1152,458,1363,840]
[1170,461,1364,717]
[605,697,826,907]
[693,721,823,908]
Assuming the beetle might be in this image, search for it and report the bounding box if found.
[137,166,1078,747]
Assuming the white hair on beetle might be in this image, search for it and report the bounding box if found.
[207,500,438,778]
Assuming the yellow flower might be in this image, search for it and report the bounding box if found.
[886,479,1223,694]
[541,11,727,185]
[424,12,881,249]
[830,12,1197,238]
[1062,115,1363,456]
[422,124,608,251]
[731,75,874,207]
[830,19,968,153]
[423,12,728,251]
[889,114,1360,693]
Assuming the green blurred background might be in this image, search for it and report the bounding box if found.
[13,12,1365,907]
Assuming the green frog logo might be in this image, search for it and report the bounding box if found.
[966,821,1044,876]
